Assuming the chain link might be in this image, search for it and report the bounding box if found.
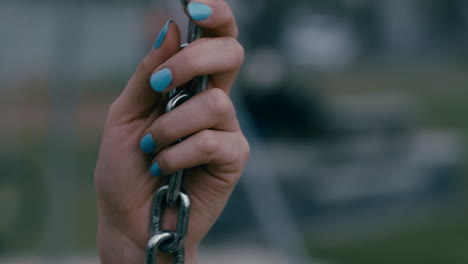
[145,0,207,263]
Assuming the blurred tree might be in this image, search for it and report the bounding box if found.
[0,153,45,253]
[422,0,468,55]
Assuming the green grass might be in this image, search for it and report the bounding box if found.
[309,212,468,264]
[306,63,468,264]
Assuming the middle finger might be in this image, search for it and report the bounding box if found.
[149,37,244,94]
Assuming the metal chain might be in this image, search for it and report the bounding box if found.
[146,1,208,263]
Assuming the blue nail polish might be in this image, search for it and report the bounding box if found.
[140,133,156,154]
[150,68,172,92]
[188,3,212,21]
[154,20,173,49]
[150,162,162,177]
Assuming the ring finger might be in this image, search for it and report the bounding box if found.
[139,88,239,154]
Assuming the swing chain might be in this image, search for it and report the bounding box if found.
[145,0,207,263]
[146,186,190,264]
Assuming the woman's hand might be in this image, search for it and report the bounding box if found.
[94,1,249,263]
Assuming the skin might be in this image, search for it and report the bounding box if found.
[94,1,249,263]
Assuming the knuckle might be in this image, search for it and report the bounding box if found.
[108,100,119,117]
[239,135,251,161]
[229,134,250,168]
[157,153,174,174]
[218,1,236,26]
[151,117,168,143]
[136,56,154,73]
[181,46,200,74]
[107,99,128,123]
[231,27,239,40]
[222,38,244,68]
[220,0,232,12]
[206,88,233,118]
[197,130,220,158]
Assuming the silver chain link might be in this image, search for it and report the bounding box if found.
[146,1,208,263]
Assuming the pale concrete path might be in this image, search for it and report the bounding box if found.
[0,245,326,264]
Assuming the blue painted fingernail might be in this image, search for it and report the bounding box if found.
[150,162,162,177]
[140,133,156,154]
[154,20,173,49]
[150,68,172,92]
[188,3,212,21]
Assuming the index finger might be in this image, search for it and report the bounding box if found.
[185,0,239,39]
[108,21,181,124]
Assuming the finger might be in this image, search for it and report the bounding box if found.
[150,129,249,177]
[109,20,181,122]
[139,88,239,154]
[185,0,238,38]
[149,37,244,94]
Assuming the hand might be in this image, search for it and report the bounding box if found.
[94,1,249,263]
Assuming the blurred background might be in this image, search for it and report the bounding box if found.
[1,0,468,263]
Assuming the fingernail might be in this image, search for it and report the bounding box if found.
[188,3,212,21]
[150,68,172,92]
[140,133,156,154]
[154,20,173,49]
[150,162,162,177]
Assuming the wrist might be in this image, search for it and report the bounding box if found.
[97,225,145,264]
